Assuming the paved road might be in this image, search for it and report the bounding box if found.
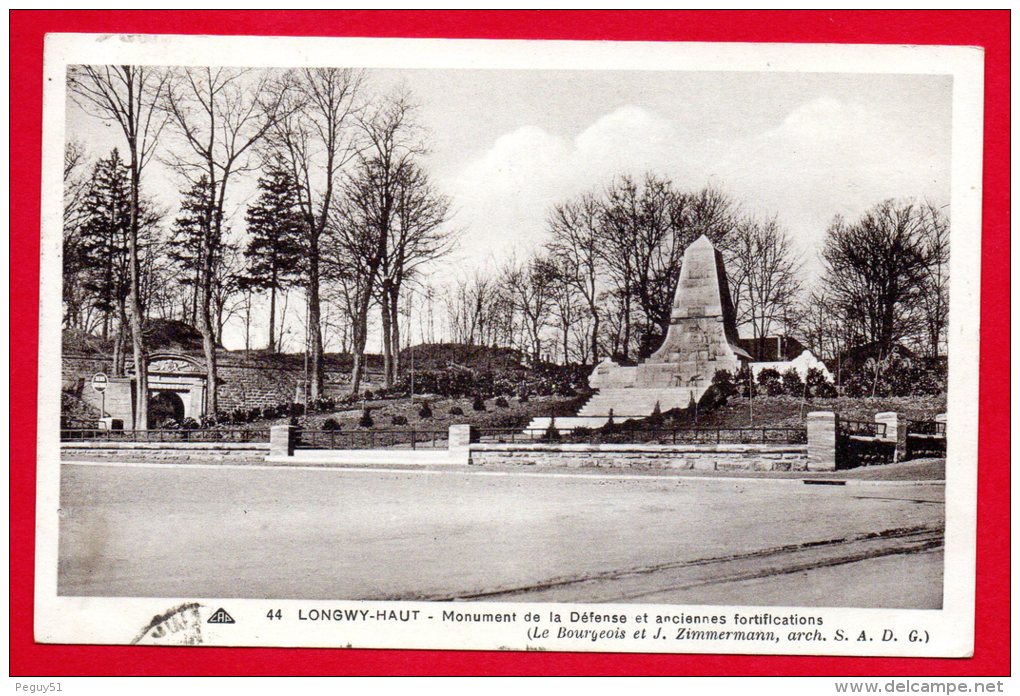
[58,459,944,608]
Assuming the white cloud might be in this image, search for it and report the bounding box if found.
[441,98,949,280]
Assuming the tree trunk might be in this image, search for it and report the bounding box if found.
[621,291,631,360]
[112,301,128,377]
[198,262,218,417]
[349,291,372,397]
[389,288,401,378]
[590,310,600,364]
[267,284,277,353]
[380,296,393,388]
[127,166,148,430]
[307,245,324,401]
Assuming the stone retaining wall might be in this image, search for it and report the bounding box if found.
[468,443,809,472]
[61,442,269,463]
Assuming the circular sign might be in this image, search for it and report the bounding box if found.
[91,372,109,393]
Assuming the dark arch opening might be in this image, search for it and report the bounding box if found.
[148,391,185,428]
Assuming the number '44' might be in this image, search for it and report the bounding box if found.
[267,609,282,620]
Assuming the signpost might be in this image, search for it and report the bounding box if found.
[91,372,108,420]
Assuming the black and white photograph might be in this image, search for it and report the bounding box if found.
[36,34,983,655]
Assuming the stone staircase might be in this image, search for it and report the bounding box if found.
[525,387,698,433]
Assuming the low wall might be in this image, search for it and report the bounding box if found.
[468,443,809,472]
[61,441,269,463]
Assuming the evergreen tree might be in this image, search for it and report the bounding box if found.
[167,176,222,327]
[240,168,305,352]
[77,149,131,374]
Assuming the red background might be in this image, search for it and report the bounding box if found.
[9,10,1009,676]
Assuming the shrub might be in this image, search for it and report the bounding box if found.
[232,408,248,423]
[736,364,755,397]
[418,400,433,419]
[472,395,486,412]
[449,405,464,416]
[571,426,592,442]
[711,369,738,400]
[518,391,530,403]
[494,396,510,408]
[782,369,805,397]
[391,415,409,426]
[806,367,837,398]
[363,389,375,401]
[158,418,180,430]
[651,400,662,418]
[322,418,341,431]
[180,417,200,430]
[542,417,561,442]
[757,368,784,396]
[358,407,374,428]
[289,402,306,417]
[248,407,262,422]
[262,406,277,419]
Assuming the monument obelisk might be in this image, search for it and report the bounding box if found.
[529,235,748,430]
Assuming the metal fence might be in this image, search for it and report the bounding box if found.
[907,420,946,436]
[477,426,807,446]
[60,428,271,443]
[839,419,887,439]
[836,419,893,468]
[295,429,448,450]
[905,419,947,459]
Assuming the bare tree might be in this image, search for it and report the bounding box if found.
[820,200,931,356]
[500,254,558,363]
[598,175,735,358]
[162,66,288,416]
[546,192,604,362]
[726,216,803,358]
[62,140,92,330]
[918,203,950,358]
[324,176,380,394]
[444,272,498,346]
[381,159,454,380]
[68,65,170,428]
[263,68,363,400]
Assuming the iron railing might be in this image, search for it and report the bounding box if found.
[907,420,947,437]
[477,426,807,446]
[295,429,448,450]
[839,420,887,439]
[60,428,270,443]
[905,420,947,459]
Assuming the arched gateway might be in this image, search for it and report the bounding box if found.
[91,353,208,430]
[144,354,207,426]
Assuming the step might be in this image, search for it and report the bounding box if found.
[525,387,697,433]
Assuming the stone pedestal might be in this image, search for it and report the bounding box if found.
[875,411,905,462]
[807,411,838,471]
[448,424,475,450]
[270,425,295,458]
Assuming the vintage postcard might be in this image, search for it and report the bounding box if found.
[36,32,983,656]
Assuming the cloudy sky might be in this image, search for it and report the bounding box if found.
[66,67,953,351]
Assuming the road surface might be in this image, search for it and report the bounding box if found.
[58,458,944,608]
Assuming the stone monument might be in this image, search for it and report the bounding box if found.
[528,235,749,431]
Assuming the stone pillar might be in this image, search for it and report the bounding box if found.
[875,411,905,462]
[448,424,475,451]
[270,425,295,458]
[806,411,838,471]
